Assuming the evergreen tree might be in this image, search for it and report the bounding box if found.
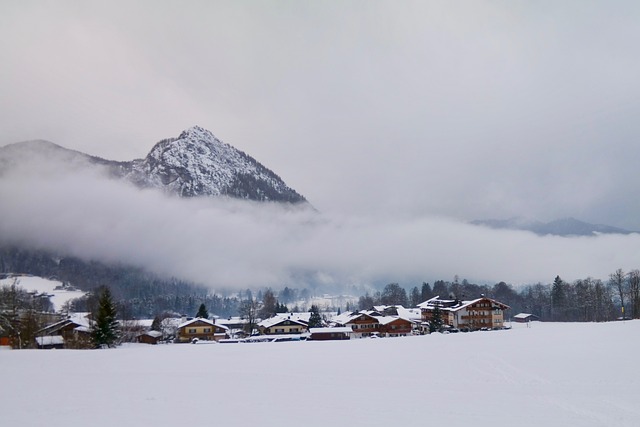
[91,287,120,348]
[259,289,278,319]
[308,305,323,328]
[551,275,567,321]
[151,315,162,331]
[409,286,421,307]
[196,303,209,319]
[420,282,432,302]
[429,305,443,333]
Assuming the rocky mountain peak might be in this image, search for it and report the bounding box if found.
[125,126,306,203]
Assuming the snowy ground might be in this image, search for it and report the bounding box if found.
[1,321,639,427]
[0,275,86,312]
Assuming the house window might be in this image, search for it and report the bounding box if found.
[204,328,211,333]
[188,328,196,333]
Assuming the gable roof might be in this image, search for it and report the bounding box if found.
[38,313,92,335]
[178,318,229,330]
[330,310,411,327]
[514,313,538,319]
[139,330,163,338]
[258,314,309,329]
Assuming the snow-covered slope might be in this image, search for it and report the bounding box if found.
[2,321,639,427]
[0,275,86,312]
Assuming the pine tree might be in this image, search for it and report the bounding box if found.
[151,315,162,331]
[429,305,443,333]
[196,303,209,319]
[259,289,278,319]
[91,287,120,348]
[308,305,323,328]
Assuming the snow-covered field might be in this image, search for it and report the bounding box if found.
[0,275,86,312]
[2,321,639,427]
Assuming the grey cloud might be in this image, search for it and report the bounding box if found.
[2,1,640,280]
[1,159,638,290]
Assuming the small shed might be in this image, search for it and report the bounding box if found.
[513,313,539,323]
[309,327,353,341]
[137,330,163,345]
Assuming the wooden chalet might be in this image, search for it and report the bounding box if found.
[176,318,229,343]
[513,313,539,323]
[37,313,92,349]
[137,330,163,344]
[332,310,414,338]
[258,313,310,335]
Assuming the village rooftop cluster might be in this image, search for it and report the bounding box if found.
[2,292,514,349]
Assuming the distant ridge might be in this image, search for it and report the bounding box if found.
[471,217,636,237]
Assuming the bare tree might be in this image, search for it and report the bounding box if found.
[627,270,640,319]
[239,298,259,335]
[608,269,627,319]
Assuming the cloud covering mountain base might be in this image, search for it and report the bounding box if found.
[2,156,639,290]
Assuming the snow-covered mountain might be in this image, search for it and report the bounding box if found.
[0,126,307,203]
[119,126,305,202]
[471,217,636,236]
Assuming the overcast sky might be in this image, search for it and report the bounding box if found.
[2,1,640,289]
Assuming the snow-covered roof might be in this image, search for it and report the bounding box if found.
[283,312,311,323]
[418,296,509,312]
[139,330,163,338]
[331,310,410,327]
[514,313,537,319]
[258,313,309,329]
[396,307,422,322]
[216,317,249,326]
[39,312,91,335]
[331,311,359,325]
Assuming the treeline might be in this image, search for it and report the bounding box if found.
[0,246,327,319]
[3,246,640,323]
[358,269,640,322]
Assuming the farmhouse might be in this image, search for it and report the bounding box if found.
[37,313,92,349]
[419,296,510,330]
[258,313,310,335]
[332,310,414,338]
[176,318,229,343]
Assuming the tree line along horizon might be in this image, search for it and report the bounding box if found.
[3,267,639,345]
[3,246,637,323]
